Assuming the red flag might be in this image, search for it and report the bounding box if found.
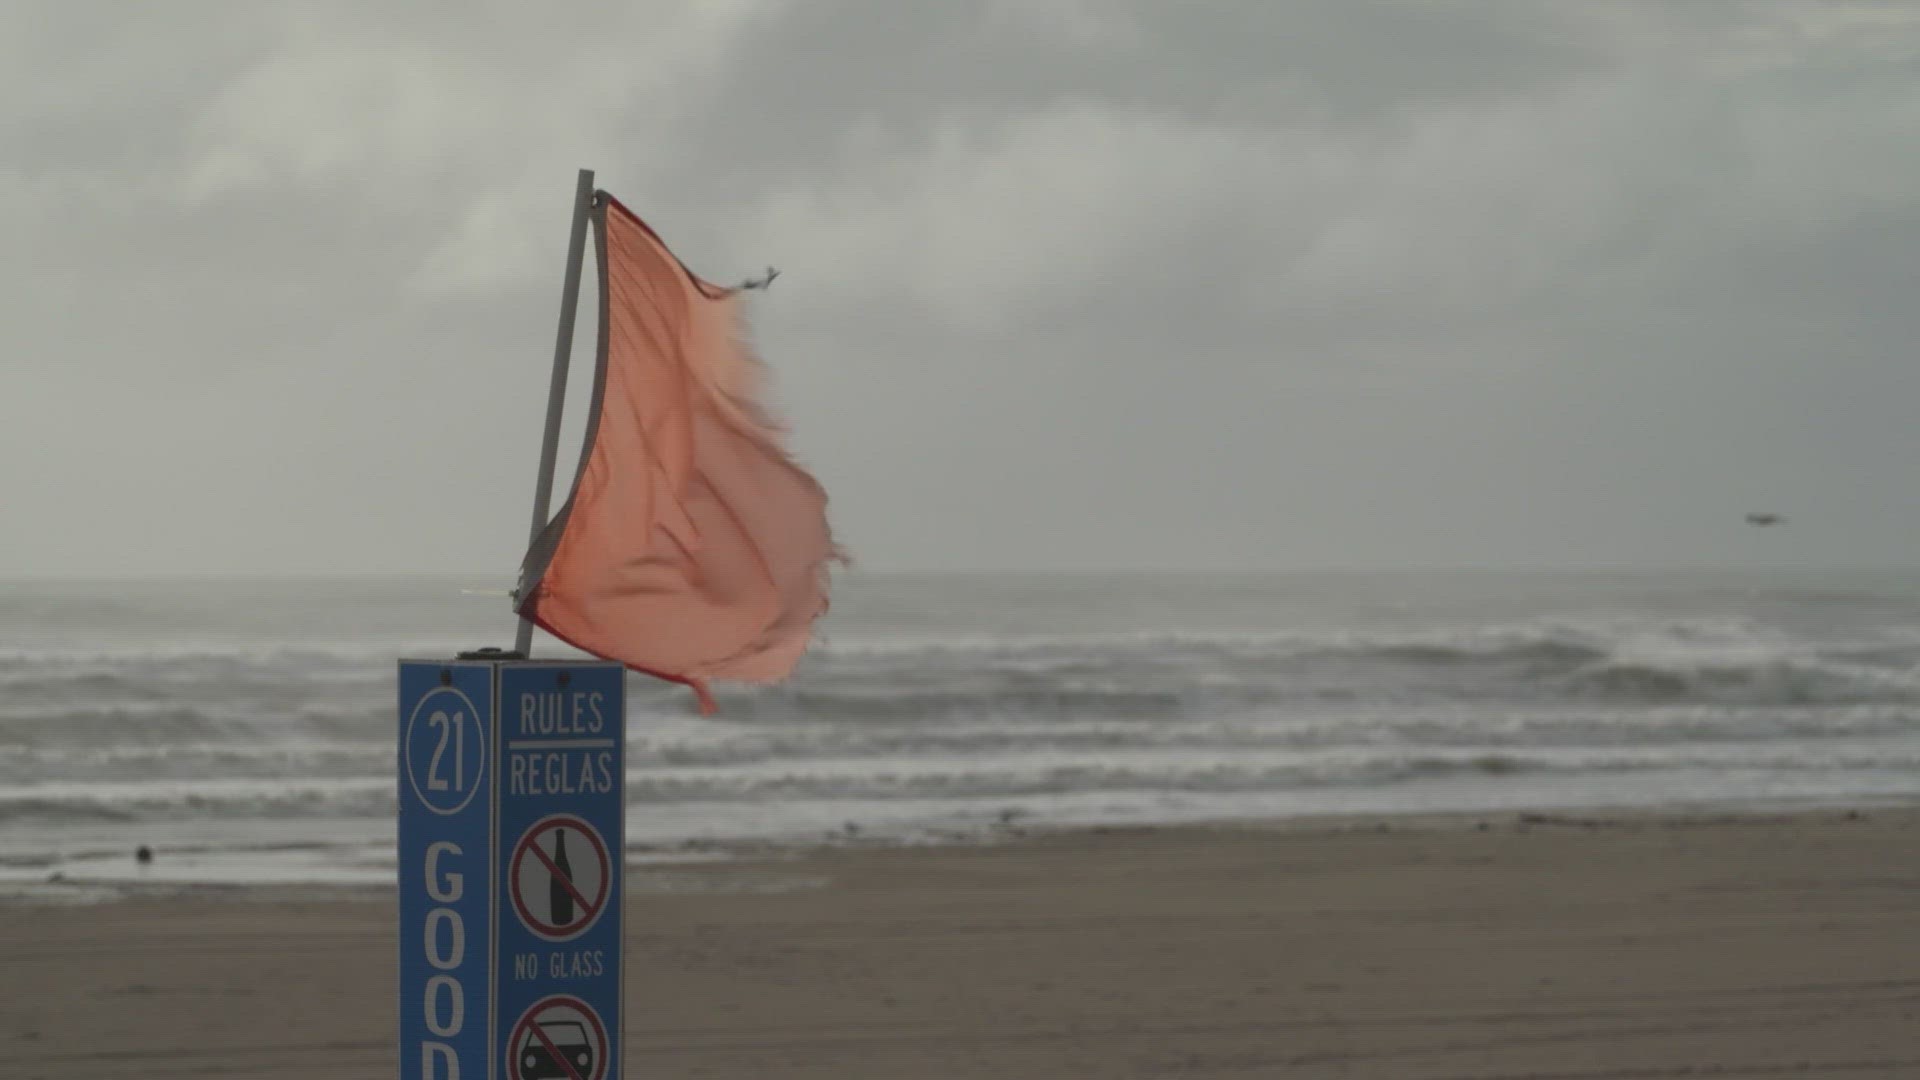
[516,194,841,713]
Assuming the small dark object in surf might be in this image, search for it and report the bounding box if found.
[135,845,153,865]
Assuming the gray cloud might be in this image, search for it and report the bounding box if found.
[5,1,1919,575]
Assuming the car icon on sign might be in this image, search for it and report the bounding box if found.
[519,1019,594,1078]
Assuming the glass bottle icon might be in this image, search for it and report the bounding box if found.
[550,828,575,926]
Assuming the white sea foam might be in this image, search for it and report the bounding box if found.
[1,571,1917,884]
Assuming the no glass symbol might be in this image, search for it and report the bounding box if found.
[509,814,611,941]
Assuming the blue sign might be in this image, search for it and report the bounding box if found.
[399,659,624,1080]
[496,662,623,1080]
[398,661,496,1080]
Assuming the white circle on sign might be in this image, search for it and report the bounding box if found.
[509,813,611,942]
[507,994,609,1080]
[405,686,487,816]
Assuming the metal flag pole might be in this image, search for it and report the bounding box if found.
[515,167,596,656]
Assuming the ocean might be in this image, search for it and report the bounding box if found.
[2,569,1918,892]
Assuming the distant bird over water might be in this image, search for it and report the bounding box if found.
[1745,513,1783,527]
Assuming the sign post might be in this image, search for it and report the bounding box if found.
[399,658,625,1080]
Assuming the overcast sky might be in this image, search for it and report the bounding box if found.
[5,1,1919,577]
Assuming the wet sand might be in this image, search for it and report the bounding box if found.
[5,806,1919,1078]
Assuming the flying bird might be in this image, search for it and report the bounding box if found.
[1745,513,1783,527]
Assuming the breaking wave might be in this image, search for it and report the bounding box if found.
[2,620,1916,740]
[5,737,1920,828]
[4,582,1919,867]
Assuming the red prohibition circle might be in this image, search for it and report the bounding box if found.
[508,813,612,941]
[507,993,609,1080]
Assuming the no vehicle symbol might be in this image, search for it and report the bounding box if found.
[509,814,611,941]
[507,994,609,1080]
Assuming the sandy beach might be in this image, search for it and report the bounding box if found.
[5,806,1918,1079]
